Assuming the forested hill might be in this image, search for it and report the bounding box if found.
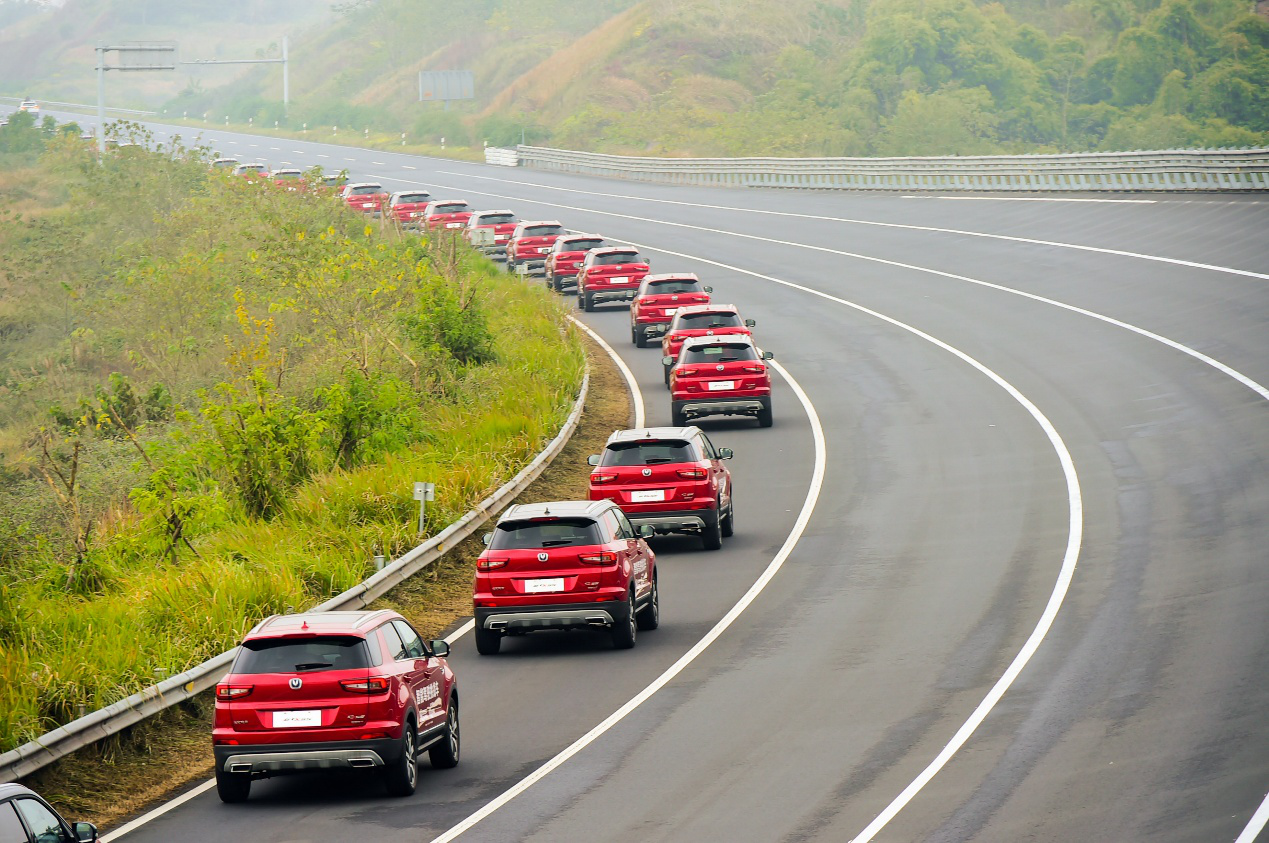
[23,0,1269,156]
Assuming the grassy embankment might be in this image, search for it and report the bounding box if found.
[0,122,584,755]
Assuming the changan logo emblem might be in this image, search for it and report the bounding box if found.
[642,468,652,477]
[537,552,549,562]
[289,677,302,690]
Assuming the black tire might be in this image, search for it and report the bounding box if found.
[721,496,734,538]
[611,589,637,649]
[702,507,723,551]
[663,364,672,388]
[546,274,557,292]
[635,327,651,348]
[475,626,501,655]
[636,576,659,631]
[583,291,595,312]
[384,721,418,797]
[671,407,686,427]
[757,405,774,428]
[630,324,639,345]
[215,767,251,803]
[428,698,460,769]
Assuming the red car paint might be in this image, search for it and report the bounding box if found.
[576,246,650,311]
[543,233,606,292]
[423,199,475,232]
[388,190,433,227]
[667,335,774,428]
[341,182,389,214]
[629,274,712,348]
[659,304,756,386]
[505,220,565,273]
[464,210,519,260]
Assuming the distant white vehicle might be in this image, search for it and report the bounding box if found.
[18,99,39,114]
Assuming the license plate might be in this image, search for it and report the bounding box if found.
[630,489,665,502]
[708,380,735,391]
[663,308,678,316]
[446,222,462,228]
[496,235,508,241]
[273,709,321,728]
[610,276,629,283]
[524,577,565,594]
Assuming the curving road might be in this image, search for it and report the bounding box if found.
[49,112,1269,842]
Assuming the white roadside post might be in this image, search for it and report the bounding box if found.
[413,482,436,534]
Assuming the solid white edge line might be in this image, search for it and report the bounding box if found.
[1236,791,1269,843]
[567,316,645,428]
[426,358,828,843]
[99,780,216,843]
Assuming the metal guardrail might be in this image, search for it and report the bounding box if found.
[485,146,519,167]
[0,96,155,116]
[515,145,1269,192]
[0,369,590,783]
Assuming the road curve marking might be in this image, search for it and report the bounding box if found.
[1236,791,1269,843]
[567,315,645,428]
[100,781,216,842]
[434,170,1269,282]
[427,358,828,843]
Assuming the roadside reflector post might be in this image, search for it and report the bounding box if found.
[373,554,386,572]
[413,481,436,534]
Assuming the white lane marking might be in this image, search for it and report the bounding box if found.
[372,161,386,165]
[385,174,1269,404]
[445,619,475,643]
[1237,791,1269,843]
[269,146,280,151]
[317,154,329,158]
[100,781,216,842]
[903,195,1156,204]
[567,316,645,428]
[429,358,827,843]
[344,157,356,162]
[433,170,1269,281]
[403,165,416,170]
[292,149,304,154]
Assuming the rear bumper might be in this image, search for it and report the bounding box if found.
[588,287,638,303]
[214,737,401,774]
[673,395,771,420]
[626,507,716,534]
[476,599,631,633]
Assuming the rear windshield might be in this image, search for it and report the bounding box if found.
[600,440,696,466]
[213,159,238,167]
[490,518,601,549]
[646,279,701,294]
[595,252,642,266]
[561,238,603,252]
[241,165,265,171]
[434,203,469,213]
[395,193,429,203]
[479,213,516,225]
[523,224,564,237]
[349,185,382,195]
[682,343,758,364]
[674,312,743,330]
[234,636,371,674]
[274,170,301,179]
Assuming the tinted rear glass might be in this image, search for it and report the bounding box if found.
[646,280,701,294]
[350,185,382,195]
[490,518,602,549]
[524,225,564,237]
[435,203,469,213]
[674,312,743,330]
[396,193,429,203]
[596,252,641,266]
[275,171,301,178]
[600,440,696,466]
[682,343,758,364]
[480,213,516,224]
[562,238,603,252]
[234,636,370,674]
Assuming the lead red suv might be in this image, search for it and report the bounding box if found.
[505,220,565,275]
[388,190,432,228]
[341,182,389,215]
[544,233,606,292]
[576,246,650,311]
[473,500,658,655]
[422,199,475,232]
[212,610,459,803]
[660,304,756,385]
[666,335,774,428]
[588,427,734,550]
[630,274,712,348]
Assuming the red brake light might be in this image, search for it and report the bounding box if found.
[742,365,765,374]
[216,684,253,701]
[340,677,390,694]
[677,468,707,479]
[578,551,617,565]
[478,556,508,571]
[680,368,697,377]
[591,473,617,483]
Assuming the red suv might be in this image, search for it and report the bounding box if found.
[630,274,712,348]
[388,190,432,228]
[544,233,605,292]
[422,199,474,231]
[666,335,774,428]
[464,210,519,261]
[473,500,658,655]
[505,220,565,275]
[212,610,459,802]
[341,182,389,215]
[660,304,756,385]
[576,246,650,312]
[588,427,734,550]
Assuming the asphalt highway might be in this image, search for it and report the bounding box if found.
[46,112,1269,842]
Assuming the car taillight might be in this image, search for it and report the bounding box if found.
[216,685,253,701]
[679,368,697,377]
[677,468,707,479]
[478,556,508,570]
[742,365,765,374]
[578,551,617,565]
[591,473,617,483]
[340,677,390,694]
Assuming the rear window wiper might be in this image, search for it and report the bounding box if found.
[642,457,673,464]
[539,539,576,547]
[294,662,333,671]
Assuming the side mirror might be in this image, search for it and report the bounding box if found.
[662,356,674,366]
[744,319,756,328]
[481,532,492,546]
[718,447,733,460]
[587,454,601,466]
[703,285,713,293]
[761,350,774,360]
[638,524,655,538]
[74,823,98,843]
[430,640,450,658]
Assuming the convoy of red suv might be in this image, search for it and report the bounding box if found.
[213,609,459,802]
[629,273,713,348]
[505,220,566,274]
[666,335,775,428]
[544,233,606,291]
[576,246,651,311]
